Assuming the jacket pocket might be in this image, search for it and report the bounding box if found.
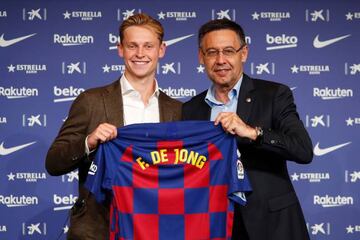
[268,191,299,212]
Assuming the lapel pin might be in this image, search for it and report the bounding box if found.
[246,97,251,103]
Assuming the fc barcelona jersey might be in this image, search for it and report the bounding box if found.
[85,121,252,240]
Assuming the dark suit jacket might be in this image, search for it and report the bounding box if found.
[46,79,182,240]
[182,74,312,240]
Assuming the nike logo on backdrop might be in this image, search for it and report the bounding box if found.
[109,34,194,50]
[0,33,37,47]
[313,34,351,48]
[313,142,351,156]
[0,141,36,156]
[164,34,194,46]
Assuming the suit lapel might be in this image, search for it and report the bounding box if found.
[236,74,255,124]
[102,79,124,127]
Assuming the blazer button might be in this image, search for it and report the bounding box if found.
[270,140,276,144]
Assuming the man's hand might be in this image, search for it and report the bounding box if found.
[87,123,117,150]
[214,112,257,140]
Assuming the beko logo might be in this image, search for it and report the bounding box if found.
[53,86,85,103]
[314,195,354,207]
[266,34,298,50]
[53,194,77,211]
[0,87,38,99]
[54,34,94,46]
[313,87,353,100]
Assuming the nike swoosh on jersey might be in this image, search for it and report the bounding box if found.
[0,33,37,47]
[313,142,351,156]
[164,34,194,46]
[313,34,351,48]
[0,141,36,156]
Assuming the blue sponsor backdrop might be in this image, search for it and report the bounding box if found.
[0,0,359,239]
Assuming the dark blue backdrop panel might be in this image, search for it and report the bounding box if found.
[0,0,359,239]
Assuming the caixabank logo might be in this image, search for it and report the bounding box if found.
[7,64,47,74]
[117,9,142,21]
[345,63,360,75]
[250,62,275,75]
[157,62,181,75]
[305,114,330,128]
[22,8,47,21]
[305,9,330,22]
[22,114,47,128]
[61,170,78,183]
[63,10,102,21]
[307,222,331,236]
[61,61,87,74]
[345,170,360,183]
[21,222,46,236]
[211,9,236,20]
[313,87,353,100]
[157,11,197,21]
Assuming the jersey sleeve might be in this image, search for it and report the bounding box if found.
[227,138,252,205]
[84,143,112,203]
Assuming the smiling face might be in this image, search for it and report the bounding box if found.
[199,29,248,90]
[118,25,166,83]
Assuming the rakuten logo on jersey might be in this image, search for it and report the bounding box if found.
[160,87,197,99]
[0,87,38,99]
[313,87,353,100]
[53,194,77,211]
[266,34,297,50]
[313,195,354,207]
[0,194,38,207]
[54,34,94,46]
[53,86,85,103]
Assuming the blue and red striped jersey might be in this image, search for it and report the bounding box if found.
[85,121,251,240]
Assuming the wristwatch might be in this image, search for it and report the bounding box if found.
[255,126,264,141]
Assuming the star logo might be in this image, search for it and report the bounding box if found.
[63,11,71,19]
[7,172,15,181]
[197,65,205,73]
[291,65,299,73]
[291,173,299,181]
[345,12,353,21]
[252,12,260,20]
[158,11,166,20]
[8,64,15,72]
[346,225,354,233]
[102,64,110,73]
[346,117,354,126]
[63,225,69,233]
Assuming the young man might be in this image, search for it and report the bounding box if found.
[46,13,181,240]
[182,19,313,240]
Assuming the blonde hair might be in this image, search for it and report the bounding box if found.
[119,13,164,43]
